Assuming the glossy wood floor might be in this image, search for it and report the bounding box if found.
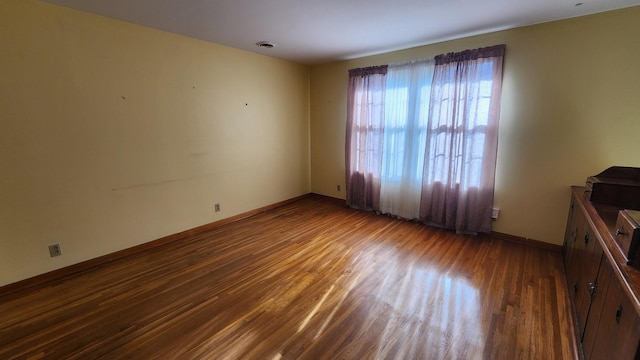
[1,195,574,359]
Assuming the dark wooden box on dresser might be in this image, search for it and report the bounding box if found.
[564,167,640,360]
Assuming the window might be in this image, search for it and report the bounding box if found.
[346,45,506,233]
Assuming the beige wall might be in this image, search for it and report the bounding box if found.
[0,0,310,286]
[310,6,640,245]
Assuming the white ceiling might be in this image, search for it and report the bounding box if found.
[40,0,640,64]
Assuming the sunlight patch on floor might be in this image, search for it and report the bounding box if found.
[369,256,485,359]
[298,283,336,333]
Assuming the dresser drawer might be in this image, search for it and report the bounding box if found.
[614,209,640,264]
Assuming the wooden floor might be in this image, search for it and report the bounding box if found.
[1,195,574,359]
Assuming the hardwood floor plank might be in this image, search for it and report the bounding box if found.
[0,195,573,359]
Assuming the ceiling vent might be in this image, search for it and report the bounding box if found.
[256,41,275,49]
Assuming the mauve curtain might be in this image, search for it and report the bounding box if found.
[419,45,506,233]
[345,66,387,210]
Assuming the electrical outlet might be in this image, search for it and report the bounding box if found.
[214,203,221,212]
[491,208,500,219]
[337,185,341,192]
[49,243,62,257]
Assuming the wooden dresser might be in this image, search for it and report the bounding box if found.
[564,184,640,359]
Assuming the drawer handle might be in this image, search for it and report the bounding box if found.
[587,282,598,297]
[584,233,590,244]
[616,228,626,236]
[616,304,623,324]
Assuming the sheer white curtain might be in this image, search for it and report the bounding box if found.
[379,59,434,219]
